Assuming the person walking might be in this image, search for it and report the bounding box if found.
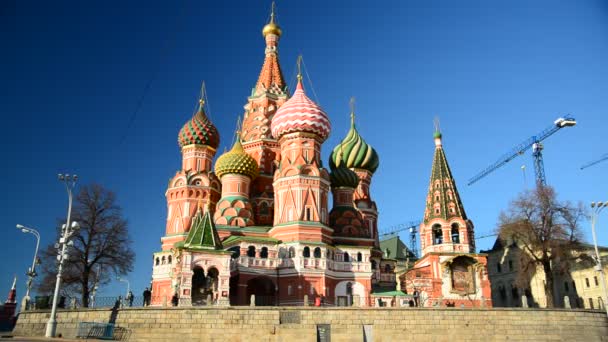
[126,291,134,307]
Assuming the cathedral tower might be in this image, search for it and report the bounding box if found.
[419,128,475,255]
[163,96,221,250]
[329,105,380,246]
[240,3,289,225]
[269,63,331,241]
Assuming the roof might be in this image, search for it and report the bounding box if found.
[423,131,468,223]
[380,236,416,260]
[222,235,281,246]
[183,208,222,250]
[371,285,412,297]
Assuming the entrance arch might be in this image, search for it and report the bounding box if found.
[191,266,207,305]
[246,276,276,306]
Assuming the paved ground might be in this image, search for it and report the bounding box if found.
[0,337,80,341]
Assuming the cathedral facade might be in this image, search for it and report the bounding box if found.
[151,6,491,308]
[150,8,388,307]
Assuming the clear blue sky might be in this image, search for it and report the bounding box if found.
[1,0,607,299]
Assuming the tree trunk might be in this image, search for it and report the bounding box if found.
[82,272,90,308]
[542,260,555,308]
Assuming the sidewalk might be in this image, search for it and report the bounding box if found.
[0,335,80,341]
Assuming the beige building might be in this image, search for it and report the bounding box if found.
[485,238,608,309]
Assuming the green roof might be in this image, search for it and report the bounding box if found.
[222,235,280,246]
[371,290,412,297]
[380,236,416,260]
[183,209,222,250]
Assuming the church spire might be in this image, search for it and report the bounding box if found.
[424,122,467,223]
[254,1,286,96]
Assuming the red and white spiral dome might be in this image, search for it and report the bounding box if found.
[271,80,331,141]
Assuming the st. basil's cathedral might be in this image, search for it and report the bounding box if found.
[151,5,492,308]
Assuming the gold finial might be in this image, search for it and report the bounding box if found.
[198,81,206,109]
[262,2,282,37]
[235,116,242,137]
[349,97,356,125]
[270,1,276,24]
[296,55,303,82]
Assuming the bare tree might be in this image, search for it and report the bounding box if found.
[38,184,135,307]
[497,186,586,308]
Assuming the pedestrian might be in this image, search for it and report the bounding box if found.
[171,292,179,307]
[143,287,151,306]
[126,291,134,307]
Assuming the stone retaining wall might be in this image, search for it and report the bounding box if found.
[13,307,608,341]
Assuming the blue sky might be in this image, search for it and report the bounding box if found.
[1,0,607,299]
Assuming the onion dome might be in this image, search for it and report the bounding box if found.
[271,79,331,141]
[178,100,220,149]
[262,2,282,37]
[330,166,360,189]
[214,138,259,180]
[329,114,379,173]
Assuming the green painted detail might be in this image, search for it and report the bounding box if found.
[329,166,359,188]
[424,133,468,224]
[329,118,379,173]
[214,139,259,179]
[222,235,281,246]
[177,104,220,149]
[379,236,416,261]
[216,225,272,233]
[183,209,222,250]
[370,290,412,297]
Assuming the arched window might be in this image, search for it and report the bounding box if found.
[357,252,363,262]
[247,246,256,257]
[451,223,460,243]
[346,282,353,295]
[371,260,377,270]
[344,252,350,262]
[228,246,240,259]
[288,247,296,258]
[385,264,391,272]
[161,256,166,264]
[260,202,269,215]
[303,246,311,258]
[155,257,160,266]
[314,247,321,258]
[260,247,268,259]
[168,255,172,264]
[433,224,443,244]
[278,247,287,259]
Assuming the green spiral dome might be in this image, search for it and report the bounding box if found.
[178,101,220,149]
[329,118,379,173]
[214,139,259,179]
[330,166,360,189]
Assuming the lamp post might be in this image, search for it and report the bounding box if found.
[45,173,79,338]
[590,201,608,317]
[16,224,40,306]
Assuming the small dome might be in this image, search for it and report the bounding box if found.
[214,139,259,179]
[178,101,220,149]
[271,80,331,141]
[330,166,359,189]
[329,117,379,174]
[263,22,282,37]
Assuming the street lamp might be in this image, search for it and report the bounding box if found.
[45,173,79,338]
[117,277,130,297]
[16,224,41,306]
[590,201,608,317]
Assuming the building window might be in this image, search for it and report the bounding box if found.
[305,207,312,221]
[303,246,311,258]
[434,208,440,214]
[161,256,166,265]
[247,246,256,257]
[289,247,296,258]
[496,263,502,273]
[435,195,440,201]
[228,246,240,259]
[260,247,268,259]
[599,297,605,310]
[564,282,569,293]
[155,257,160,266]
[168,255,172,264]
[508,260,513,271]
[314,247,321,258]
[357,252,363,262]
[416,271,421,278]
[278,247,287,259]
[589,298,594,309]
[451,224,460,243]
[344,252,350,262]
[585,278,590,288]
[594,276,599,286]
[433,224,443,244]
[385,264,391,272]
[372,260,377,269]
[288,285,293,296]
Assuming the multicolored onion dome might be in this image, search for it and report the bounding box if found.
[271,80,331,141]
[214,139,259,179]
[330,166,360,189]
[329,117,379,174]
[178,101,220,149]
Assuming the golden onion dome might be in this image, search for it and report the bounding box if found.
[263,22,282,37]
[214,139,259,180]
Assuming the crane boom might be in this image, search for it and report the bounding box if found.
[580,153,608,170]
[467,115,576,186]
